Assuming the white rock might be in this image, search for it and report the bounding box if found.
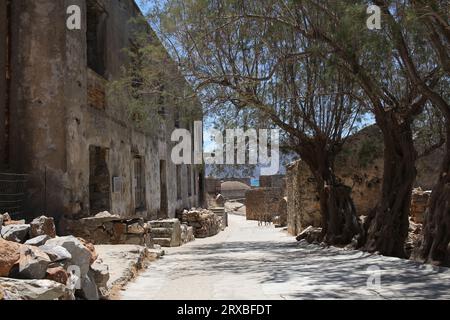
[79,273,99,300]
[25,235,51,246]
[1,224,30,243]
[45,236,91,276]
[39,245,72,262]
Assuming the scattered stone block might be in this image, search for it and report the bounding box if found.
[45,236,92,277]
[78,273,99,300]
[39,245,72,262]
[149,219,181,247]
[1,224,30,243]
[30,216,56,238]
[10,246,51,280]
[0,238,21,277]
[25,235,51,247]
[45,267,69,285]
[0,278,70,300]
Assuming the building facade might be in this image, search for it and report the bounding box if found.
[0,0,204,225]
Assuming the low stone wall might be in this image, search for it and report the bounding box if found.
[245,188,283,221]
[182,209,222,238]
[62,212,153,247]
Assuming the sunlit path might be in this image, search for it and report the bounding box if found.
[121,215,450,300]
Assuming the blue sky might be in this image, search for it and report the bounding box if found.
[133,0,375,164]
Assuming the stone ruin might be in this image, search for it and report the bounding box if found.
[245,188,283,222]
[182,208,223,238]
[410,188,432,224]
[62,212,153,247]
[149,219,183,247]
[286,125,440,236]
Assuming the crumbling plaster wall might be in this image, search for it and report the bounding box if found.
[8,0,201,223]
[0,1,6,169]
[9,0,69,219]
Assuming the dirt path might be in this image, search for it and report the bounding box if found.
[120,214,450,300]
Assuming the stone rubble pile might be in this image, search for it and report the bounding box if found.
[180,224,195,244]
[182,208,222,238]
[0,213,110,300]
[62,211,153,247]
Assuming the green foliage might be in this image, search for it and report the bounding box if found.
[109,14,202,132]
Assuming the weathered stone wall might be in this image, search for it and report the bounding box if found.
[259,175,286,193]
[286,162,321,236]
[286,125,442,236]
[6,0,203,226]
[245,188,283,221]
[205,177,221,194]
[410,188,431,224]
[0,1,6,170]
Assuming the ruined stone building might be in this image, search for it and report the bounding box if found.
[0,0,204,227]
[286,125,443,236]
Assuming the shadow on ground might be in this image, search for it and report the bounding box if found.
[166,240,450,299]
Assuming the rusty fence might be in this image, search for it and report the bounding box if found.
[0,173,28,216]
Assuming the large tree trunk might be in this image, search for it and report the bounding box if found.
[420,127,450,266]
[305,153,362,246]
[364,116,417,258]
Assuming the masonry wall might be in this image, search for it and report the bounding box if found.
[259,175,286,193]
[6,0,202,225]
[286,125,442,236]
[0,1,6,170]
[245,188,283,221]
[205,177,220,194]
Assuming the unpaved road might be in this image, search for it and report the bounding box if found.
[120,214,450,300]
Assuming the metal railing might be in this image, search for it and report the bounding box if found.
[0,173,28,216]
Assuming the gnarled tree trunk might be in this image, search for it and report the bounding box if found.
[304,152,362,246]
[364,116,417,258]
[421,127,450,266]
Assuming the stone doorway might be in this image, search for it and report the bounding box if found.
[159,160,168,218]
[89,146,111,214]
